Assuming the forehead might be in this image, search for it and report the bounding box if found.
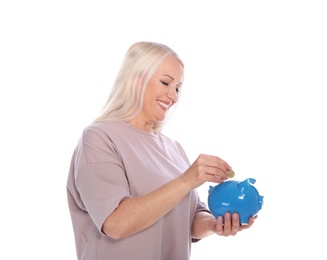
[155,56,184,80]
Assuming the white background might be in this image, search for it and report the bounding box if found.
[1,1,326,259]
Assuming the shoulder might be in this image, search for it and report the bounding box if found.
[80,121,124,150]
[83,120,124,138]
[81,120,139,149]
[76,121,125,163]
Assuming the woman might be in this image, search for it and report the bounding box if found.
[67,41,256,260]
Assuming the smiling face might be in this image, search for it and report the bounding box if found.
[129,55,184,132]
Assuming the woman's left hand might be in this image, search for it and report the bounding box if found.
[214,212,257,236]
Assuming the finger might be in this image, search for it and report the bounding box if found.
[239,215,257,231]
[247,215,256,226]
[200,154,231,173]
[230,213,240,235]
[211,169,234,180]
[215,216,224,235]
[194,155,232,182]
[204,166,229,181]
[222,212,231,236]
[212,157,232,173]
[207,174,226,184]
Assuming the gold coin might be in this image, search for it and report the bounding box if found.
[227,170,235,178]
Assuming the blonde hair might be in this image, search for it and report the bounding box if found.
[94,41,184,132]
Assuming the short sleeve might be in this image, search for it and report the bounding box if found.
[192,191,210,243]
[74,125,132,233]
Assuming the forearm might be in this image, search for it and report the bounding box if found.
[102,176,192,239]
[191,211,217,239]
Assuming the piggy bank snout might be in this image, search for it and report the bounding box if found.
[208,178,264,225]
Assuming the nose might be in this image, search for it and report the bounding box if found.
[167,85,178,102]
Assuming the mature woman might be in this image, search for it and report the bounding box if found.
[67,41,256,260]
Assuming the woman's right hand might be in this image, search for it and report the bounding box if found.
[180,154,232,189]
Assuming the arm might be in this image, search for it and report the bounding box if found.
[102,176,191,239]
[102,154,231,239]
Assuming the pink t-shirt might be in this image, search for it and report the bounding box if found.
[67,121,208,260]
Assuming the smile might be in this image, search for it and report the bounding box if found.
[157,100,171,109]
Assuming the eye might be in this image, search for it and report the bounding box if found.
[161,81,169,86]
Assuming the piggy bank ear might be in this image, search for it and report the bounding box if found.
[208,186,213,193]
[238,178,256,194]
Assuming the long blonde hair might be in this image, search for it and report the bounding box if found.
[94,41,184,132]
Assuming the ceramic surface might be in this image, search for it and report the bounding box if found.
[208,178,264,224]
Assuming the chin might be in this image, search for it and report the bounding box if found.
[156,115,166,122]
[154,113,166,122]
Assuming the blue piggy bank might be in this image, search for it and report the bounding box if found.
[208,178,264,224]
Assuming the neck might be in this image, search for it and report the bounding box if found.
[128,119,154,132]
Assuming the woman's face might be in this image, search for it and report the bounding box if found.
[130,55,184,131]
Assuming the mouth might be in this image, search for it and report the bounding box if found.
[157,100,172,110]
